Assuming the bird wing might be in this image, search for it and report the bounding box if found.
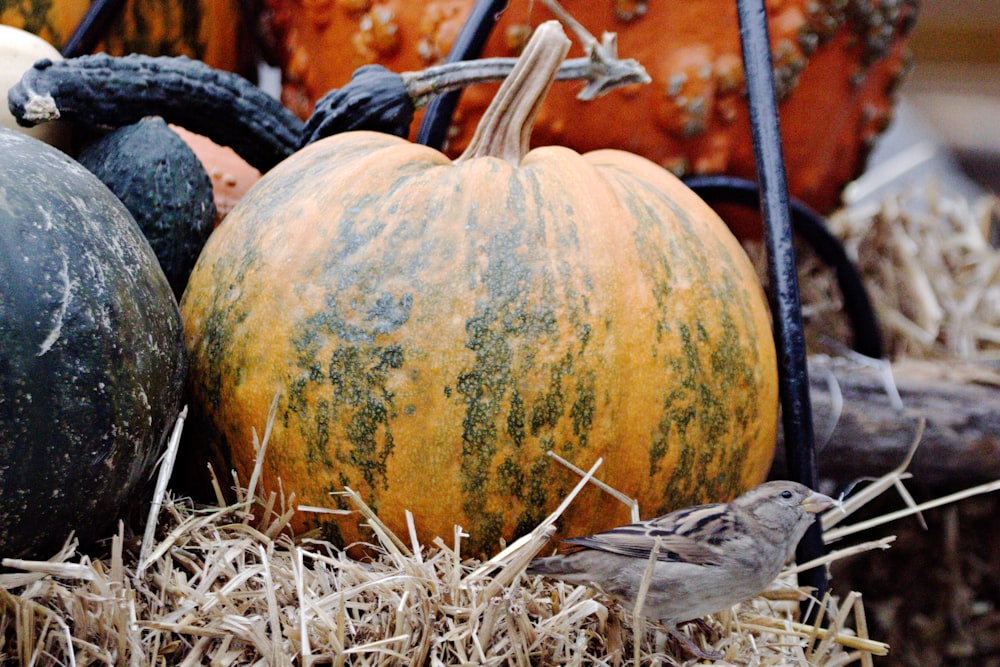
[562,532,724,565]
[561,502,745,566]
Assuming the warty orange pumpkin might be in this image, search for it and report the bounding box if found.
[262,0,915,219]
[180,21,779,557]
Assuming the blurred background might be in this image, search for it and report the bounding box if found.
[831,6,1000,665]
[861,0,999,200]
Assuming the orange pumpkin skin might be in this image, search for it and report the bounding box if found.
[169,126,262,225]
[0,0,255,76]
[180,129,779,556]
[262,0,915,218]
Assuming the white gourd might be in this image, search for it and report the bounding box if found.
[0,25,72,150]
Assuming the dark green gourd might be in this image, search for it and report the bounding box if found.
[78,117,217,298]
[0,127,187,560]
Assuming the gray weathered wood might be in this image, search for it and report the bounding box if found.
[771,356,1000,486]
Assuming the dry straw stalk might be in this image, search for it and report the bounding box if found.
[0,408,906,666]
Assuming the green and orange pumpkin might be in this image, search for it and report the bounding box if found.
[181,22,778,556]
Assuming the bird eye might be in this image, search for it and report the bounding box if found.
[780,490,794,499]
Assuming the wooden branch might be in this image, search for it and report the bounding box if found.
[771,355,1000,486]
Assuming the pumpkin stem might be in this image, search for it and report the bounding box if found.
[400,43,648,109]
[456,21,571,165]
[302,15,649,150]
[538,0,643,100]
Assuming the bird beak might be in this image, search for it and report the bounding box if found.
[800,491,837,514]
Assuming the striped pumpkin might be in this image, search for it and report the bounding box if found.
[180,23,778,556]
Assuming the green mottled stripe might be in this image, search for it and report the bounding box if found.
[455,167,597,553]
[610,168,764,512]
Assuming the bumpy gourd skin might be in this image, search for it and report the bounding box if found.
[0,128,187,560]
[263,0,917,217]
[7,54,302,173]
[300,65,415,147]
[78,117,217,298]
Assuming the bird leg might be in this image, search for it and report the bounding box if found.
[679,617,719,642]
[665,624,724,661]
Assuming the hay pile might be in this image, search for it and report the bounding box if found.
[1,412,894,666]
[756,178,1000,665]
[792,184,1000,361]
[0,500,884,666]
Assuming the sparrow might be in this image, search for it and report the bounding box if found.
[526,481,836,657]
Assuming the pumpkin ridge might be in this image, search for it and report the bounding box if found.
[451,157,624,553]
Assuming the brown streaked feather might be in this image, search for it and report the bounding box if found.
[558,501,747,565]
[562,532,725,565]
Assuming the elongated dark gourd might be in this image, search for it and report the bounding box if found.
[7,54,302,172]
[8,49,648,165]
[78,117,217,298]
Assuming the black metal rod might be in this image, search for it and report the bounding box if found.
[416,0,508,148]
[684,175,884,360]
[61,0,128,58]
[735,0,828,610]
